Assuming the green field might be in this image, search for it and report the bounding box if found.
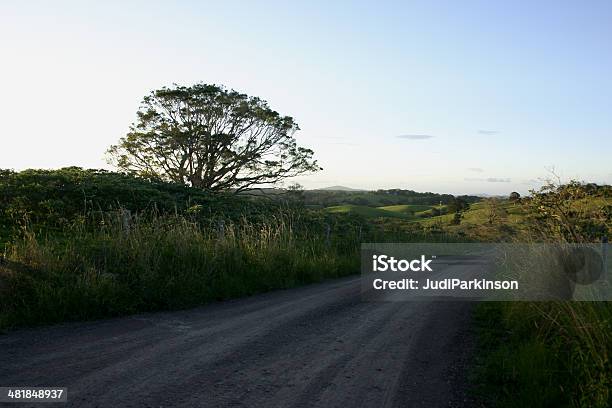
[418,200,524,228]
[378,204,432,212]
[325,203,447,220]
[325,204,410,219]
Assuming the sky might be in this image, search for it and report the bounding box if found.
[1,0,611,195]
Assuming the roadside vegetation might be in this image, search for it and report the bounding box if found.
[0,168,461,331]
[0,168,332,329]
[1,208,358,329]
[472,182,611,408]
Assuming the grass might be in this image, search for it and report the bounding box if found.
[415,200,528,241]
[0,208,457,331]
[325,200,523,239]
[323,200,529,241]
[325,204,410,219]
[474,302,611,408]
[325,203,447,221]
[377,204,439,214]
[0,213,361,330]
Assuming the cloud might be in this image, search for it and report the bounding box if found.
[465,177,511,183]
[396,134,434,140]
[478,130,500,135]
[467,167,484,173]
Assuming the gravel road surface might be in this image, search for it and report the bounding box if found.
[1,275,477,407]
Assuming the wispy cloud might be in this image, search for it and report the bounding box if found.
[465,177,511,183]
[478,130,500,135]
[467,167,484,173]
[396,134,434,140]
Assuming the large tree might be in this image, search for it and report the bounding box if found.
[108,83,320,192]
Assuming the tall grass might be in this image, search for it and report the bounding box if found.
[475,301,611,407]
[0,212,362,330]
[0,207,459,330]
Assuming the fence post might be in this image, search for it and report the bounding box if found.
[218,219,225,241]
[603,236,608,282]
[325,223,331,247]
[121,209,131,235]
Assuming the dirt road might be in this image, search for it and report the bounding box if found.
[1,276,476,407]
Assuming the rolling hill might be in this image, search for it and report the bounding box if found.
[325,203,449,220]
[325,205,409,218]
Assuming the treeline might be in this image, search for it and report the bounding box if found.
[302,188,481,208]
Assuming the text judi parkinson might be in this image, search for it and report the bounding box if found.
[372,278,519,290]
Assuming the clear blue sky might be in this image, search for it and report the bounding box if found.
[1,0,611,194]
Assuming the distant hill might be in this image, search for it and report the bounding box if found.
[315,185,366,192]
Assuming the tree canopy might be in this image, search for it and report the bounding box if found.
[108,84,321,192]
